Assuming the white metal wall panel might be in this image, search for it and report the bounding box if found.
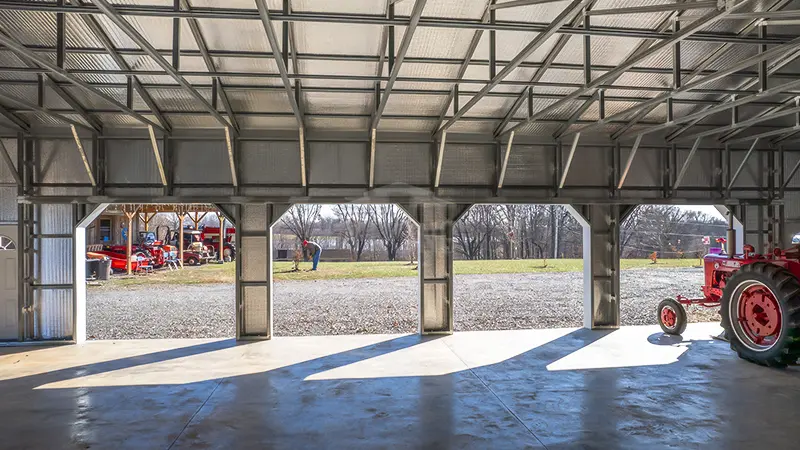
[677,148,716,188]
[38,140,93,184]
[239,141,301,185]
[173,140,230,184]
[729,149,762,188]
[784,151,800,189]
[34,289,73,340]
[440,144,494,185]
[0,188,16,223]
[32,203,74,340]
[504,145,553,186]
[106,140,163,185]
[624,148,662,188]
[308,142,368,185]
[374,143,430,186]
[564,146,610,187]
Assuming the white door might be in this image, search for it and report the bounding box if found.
[0,227,18,340]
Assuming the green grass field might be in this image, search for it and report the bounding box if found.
[94,258,701,288]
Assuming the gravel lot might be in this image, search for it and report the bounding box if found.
[87,267,718,339]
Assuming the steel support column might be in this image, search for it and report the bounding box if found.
[237,203,289,340]
[568,204,632,329]
[404,203,470,334]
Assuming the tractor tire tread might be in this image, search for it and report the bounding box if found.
[721,262,800,367]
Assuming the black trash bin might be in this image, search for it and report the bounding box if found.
[86,259,100,280]
[97,258,111,280]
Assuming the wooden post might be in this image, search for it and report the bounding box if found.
[217,212,225,262]
[177,211,185,268]
[123,206,138,275]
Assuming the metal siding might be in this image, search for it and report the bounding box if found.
[34,289,73,340]
[677,148,715,188]
[173,140,230,184]
[37,238,73,285]
[38,139,94,185]
[729,148,761,189]
[374,143,430,186]
[503,145,553,186]
[564,146,610,187]
[239,141,301,185]
[308,142,368,185]
[440,144,494,185]
[39,204,73,235]
[106,140,162,184]
[624,148,662,188]
[0,138,17,184]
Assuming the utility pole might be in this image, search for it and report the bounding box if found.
[550,204,559,259]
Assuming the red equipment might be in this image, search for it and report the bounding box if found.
[658,239,800,367]
[87,249,148,272]
[199,225,236,260]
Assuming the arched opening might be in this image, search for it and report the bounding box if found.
[619,204,730,326]
[452,204,584,331]
[81,204,236,340]
[271,204,420,336]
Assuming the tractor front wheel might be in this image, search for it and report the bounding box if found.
[658,298,687,335]
[720,262,800,367]
[186,256,199,266]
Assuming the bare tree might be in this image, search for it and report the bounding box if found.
[368,205,409,261]
[335,204,372,261]
[453,205,496,260]
[281,204,321,244]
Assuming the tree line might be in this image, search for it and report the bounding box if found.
[273,204,726,262]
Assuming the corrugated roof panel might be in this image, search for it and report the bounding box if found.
[212,57,284,87]
[378,118,438,132]
[189,0,269,8]
[459,95,517,119]
[66,53,128,84]
[305,117,369,131]
[473,31,561,63]
[0,50,27,68]
[494,0,573,23]
[383,94,448,116]
[93,14,173,50]
[226,90,292,113]
[42,86,72,110]
[303,91,372,115]
[610,71,672,92]
[537,68,586,85]
[64,14,104,49]
[94,113,152,127]
[392,80,454,92]
[405,27,477,60]
[62,86,127,109]
[297,22,381,56]
[195,18,271,52]
[168,115,222,128]
[238,116,298,130]
[18,111,74,128]
[446,120,499,134]
[553,34,646,67]
[147,87,213,112]
[0,85,37,109]
[397,62,461,84]
[218,77,282,87]
[0,10,55,46]
[589,0,680,29]
[293,0,385,15]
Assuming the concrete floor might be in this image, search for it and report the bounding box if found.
[1,323,799,449]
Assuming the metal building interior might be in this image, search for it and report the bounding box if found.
[1,0,800,448]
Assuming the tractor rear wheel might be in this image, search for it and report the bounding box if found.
[720,262,800,367]
[186,256,199,266]
[658,298,687,335]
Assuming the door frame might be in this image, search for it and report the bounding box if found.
[0,223,19,341]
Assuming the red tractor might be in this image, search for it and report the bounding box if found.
[658,239,800,367]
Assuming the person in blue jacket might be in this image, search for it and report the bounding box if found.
[303,240,322,271]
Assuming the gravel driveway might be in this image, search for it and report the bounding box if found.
[87,267,717,339]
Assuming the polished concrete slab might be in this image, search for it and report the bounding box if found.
[1,323,799,449]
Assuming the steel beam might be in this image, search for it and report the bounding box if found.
[0,29,163,131]
[372,0,427,130]
[497,131,514,189]
[148,125,168,186]
[92,0,230,130]
[69,125,96,187]
[43,78,103,133]
[0,102,30,133]
[225,126,237,187]
[727,138,759,193]
[180,0,240,134]
[559,132,581,189]
[434,131,447,188]
[490,0,565,10]
[672,137,702,192]
[587,1,718,16]
[0,2,789,45]
[0,91,92,130]
[493,10,586,137]
[553,90,598,139]
[255,0,305,130]
[72,1,171,132]
[592,35,800,140]
[503,1,751,137]
[674,105,800,142]
[299,127,307,187]
[369,128,376,188]
[0,138,21,185]
[440,0,586,134]
[434,0,494,134]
